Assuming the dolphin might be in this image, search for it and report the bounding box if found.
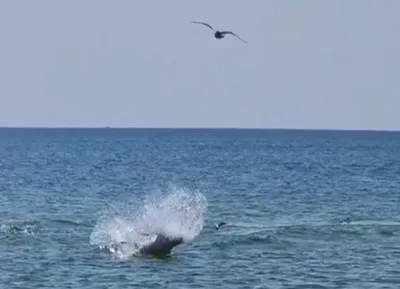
[215,222,227,230]
[110,233,184,258]
[139,234,184,257]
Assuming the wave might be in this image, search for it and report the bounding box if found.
[89,185,207,259]
[0,220,39,236]
[209,216,400,251]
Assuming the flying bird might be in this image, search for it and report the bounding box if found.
[191,21,248,44]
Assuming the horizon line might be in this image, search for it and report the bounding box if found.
[0,126,399,133]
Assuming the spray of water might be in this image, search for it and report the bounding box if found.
[89,185,207,259]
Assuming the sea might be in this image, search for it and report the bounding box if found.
[1,128,399,289]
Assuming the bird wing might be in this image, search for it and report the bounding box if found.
[191,21,215,31]
[221,31,248,44]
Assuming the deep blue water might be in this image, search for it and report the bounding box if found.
[1,128,400,288]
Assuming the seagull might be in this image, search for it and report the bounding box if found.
[191,21,248,44]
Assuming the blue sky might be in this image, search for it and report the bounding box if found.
[0,1,398,130]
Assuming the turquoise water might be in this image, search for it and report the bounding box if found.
[1,128,399,288]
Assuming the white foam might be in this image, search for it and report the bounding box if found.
[89,184,207,258]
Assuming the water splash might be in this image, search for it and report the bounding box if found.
[0,220,39,236]
[89,185,207,259]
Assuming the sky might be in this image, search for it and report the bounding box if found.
[0,0,399,130]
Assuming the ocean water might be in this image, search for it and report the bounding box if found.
[1,128,400,289]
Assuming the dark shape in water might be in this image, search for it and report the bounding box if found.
[215,222,227,230]
[139,234,184,257]
[191,21,248,44]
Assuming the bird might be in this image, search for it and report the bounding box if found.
[191,21,248,44]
